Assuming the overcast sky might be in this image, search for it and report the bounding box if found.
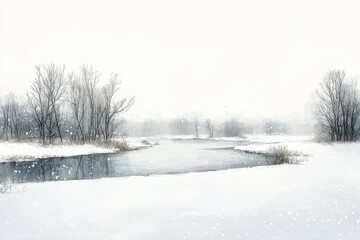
[1,0,360,121]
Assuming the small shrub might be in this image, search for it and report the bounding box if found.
[141,140,152,146]
[267,145,306,165]
[97,140,132,151]
[113,140,132,151]
[0,179,12,194]
[314,135,333,143]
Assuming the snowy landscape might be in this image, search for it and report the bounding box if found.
[1,135,360,239]
[2,0,360,239]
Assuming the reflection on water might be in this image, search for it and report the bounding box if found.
[0,140,269,184]
[0,154,118,183]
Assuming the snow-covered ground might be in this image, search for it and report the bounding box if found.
[0,135,360,239]
[0,141,116,162]
[235,135,316,159]
[0,140,153,162]
[133,134,312,145]
[241,134,313,144]
[146,134,247,142]
[0,135,307,162]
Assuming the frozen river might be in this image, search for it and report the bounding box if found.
[0,139,268,183]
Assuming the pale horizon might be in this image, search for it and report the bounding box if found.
[2,0,360,122]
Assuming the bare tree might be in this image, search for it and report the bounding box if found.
[346,81,360,140]
[28,63,66,144]
[66,72,87,142]
[102,74,135,140]
[205,119,215,138]
[315,70,360,141]
[80,65,102,141]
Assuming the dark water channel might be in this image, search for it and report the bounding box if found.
[0,140,269,184]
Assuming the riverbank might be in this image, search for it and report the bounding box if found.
[0,139,267,184]
[0,135,359,239]
[0,135,304,162]
[0,139,153,162]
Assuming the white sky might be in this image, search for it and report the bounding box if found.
[1,0,360,121]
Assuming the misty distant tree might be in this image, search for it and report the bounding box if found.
[7,94,26,139]
[345,81,360,140]
[171,117,189,135]
[193,117,199,138]
[222,120,243,137]
[315,70,360,141]
[264,121,288,135]
[1,96,10,140]
[27,63,66,144]
[264,121,274,135]
[2,103,32,143]
[115,118,127,137]
[141,119,159,136]
[205,119,215,138]
[94,90,105,140]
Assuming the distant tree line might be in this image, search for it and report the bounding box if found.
[315,70,360,141]
[0,63,134,144]
[264,120,288,135]
[126,118,290,138]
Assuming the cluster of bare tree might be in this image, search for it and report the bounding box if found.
[28,64,66,144]
[0,63,134,144]
[65,65,134,143]
[1,94,31,140]
[315,70,360,141]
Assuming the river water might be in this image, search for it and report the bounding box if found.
[0,139,269,184]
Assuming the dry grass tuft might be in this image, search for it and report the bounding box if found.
[267,145,307,165]
[96,139,133,151]
[141,140,152,146]
[0,179,12,194]
[313,135,333,144]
